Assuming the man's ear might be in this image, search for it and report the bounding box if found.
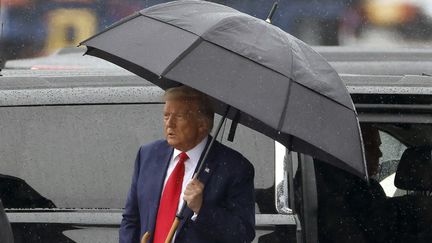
[198,119,210,134]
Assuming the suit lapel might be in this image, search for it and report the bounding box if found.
[147,141,173,235]
[194,138,221,186]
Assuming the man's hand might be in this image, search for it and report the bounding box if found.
[183,178,204,214]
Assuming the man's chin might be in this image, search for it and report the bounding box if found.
[167,139,188,151]
[166,138,177,147]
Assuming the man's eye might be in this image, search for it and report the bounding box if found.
[176,114,186,120]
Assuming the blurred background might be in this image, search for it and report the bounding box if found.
[1,0,432,63]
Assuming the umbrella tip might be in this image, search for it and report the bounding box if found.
[265,2,278,24]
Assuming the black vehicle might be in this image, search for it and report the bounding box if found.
[287,47,432,242]
[1,47,432,242]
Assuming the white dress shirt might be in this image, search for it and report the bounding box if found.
[161,137,207,242]
[163,136,208,215]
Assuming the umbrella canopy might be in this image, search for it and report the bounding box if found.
[81,0,367,179]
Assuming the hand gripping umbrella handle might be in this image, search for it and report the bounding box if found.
[164,105,232,243]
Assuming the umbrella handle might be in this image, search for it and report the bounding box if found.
[165,217,181,243]
[141,232,151,243]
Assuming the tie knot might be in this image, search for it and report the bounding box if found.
[178,152,189,163]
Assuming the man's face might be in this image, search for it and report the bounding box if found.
[163,99,207,152]
[364,129,383,176]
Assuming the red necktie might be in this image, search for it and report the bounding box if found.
[153,152,189,243]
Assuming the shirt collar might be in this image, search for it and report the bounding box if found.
[172,136,208,162]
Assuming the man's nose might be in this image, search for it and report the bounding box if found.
[166,115,176,127]
[378,149,383,158]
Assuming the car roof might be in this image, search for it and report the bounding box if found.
[342,75,432,95]
[313,46,432,95]
[1,48,164,106]
[2,47,432,98]
[314,46,432,64]
[2,47,146,88]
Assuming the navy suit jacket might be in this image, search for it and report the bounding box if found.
[119,138,255,243]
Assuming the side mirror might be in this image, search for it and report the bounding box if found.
[274,141,293,214]
[275,142,319,243]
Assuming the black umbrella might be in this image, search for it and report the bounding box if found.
[81,1,367,241]
[81,0,366,179]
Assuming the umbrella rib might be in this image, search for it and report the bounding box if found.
[276,34,295,133]
[277,79,293,132]
[140,14,281,80]
[141,14,293,81]
[160,38,203,77]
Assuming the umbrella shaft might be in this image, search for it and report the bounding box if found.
[266,2,278,23]
[173,105,231,227]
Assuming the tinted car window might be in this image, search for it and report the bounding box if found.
[376,130,407,197]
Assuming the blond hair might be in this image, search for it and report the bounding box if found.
[164,86,214,131]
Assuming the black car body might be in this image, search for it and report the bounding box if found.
[291,47,432,242]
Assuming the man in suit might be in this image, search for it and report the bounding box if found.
[119,86,255,243]
[317,124,389,243]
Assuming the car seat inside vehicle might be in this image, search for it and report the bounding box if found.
[315,160,395,243]
[391,146,432,242]
[315,162,367,243]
